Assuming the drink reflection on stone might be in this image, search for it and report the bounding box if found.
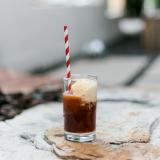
[63,75,97,142]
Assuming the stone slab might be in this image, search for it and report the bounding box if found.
[135,56,160,91]
[0,104,60,160]
[1,89,160,159]
[45,128,160,160]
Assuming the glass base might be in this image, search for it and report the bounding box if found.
[64,131,95,142]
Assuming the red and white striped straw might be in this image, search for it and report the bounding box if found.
[64,25,72,91]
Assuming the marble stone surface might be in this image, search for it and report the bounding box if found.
[1,89,160,160]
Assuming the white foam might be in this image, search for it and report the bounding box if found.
[71,79,97,102]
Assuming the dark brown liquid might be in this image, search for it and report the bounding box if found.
[63,94,96,133]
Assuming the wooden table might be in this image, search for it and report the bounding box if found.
[1,88,160,160]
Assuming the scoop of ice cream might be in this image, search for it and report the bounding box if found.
[71,79,97,102]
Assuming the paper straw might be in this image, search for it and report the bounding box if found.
[64,25,72,91]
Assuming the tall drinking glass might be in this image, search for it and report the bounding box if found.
[63,74,97,142]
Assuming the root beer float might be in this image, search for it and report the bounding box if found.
[63,76,97,142]
[63,25,97,142]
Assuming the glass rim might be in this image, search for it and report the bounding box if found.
[63,74,97,81]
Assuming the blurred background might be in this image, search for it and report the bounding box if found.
[0,0,160,91]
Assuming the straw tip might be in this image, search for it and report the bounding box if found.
[64,25,68,30]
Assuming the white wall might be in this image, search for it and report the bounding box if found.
[0,0,120,71]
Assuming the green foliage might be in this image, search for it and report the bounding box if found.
[155,0,160,8]
[125,0,144,17]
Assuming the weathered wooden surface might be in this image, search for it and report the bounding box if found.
[1,89,160,160]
